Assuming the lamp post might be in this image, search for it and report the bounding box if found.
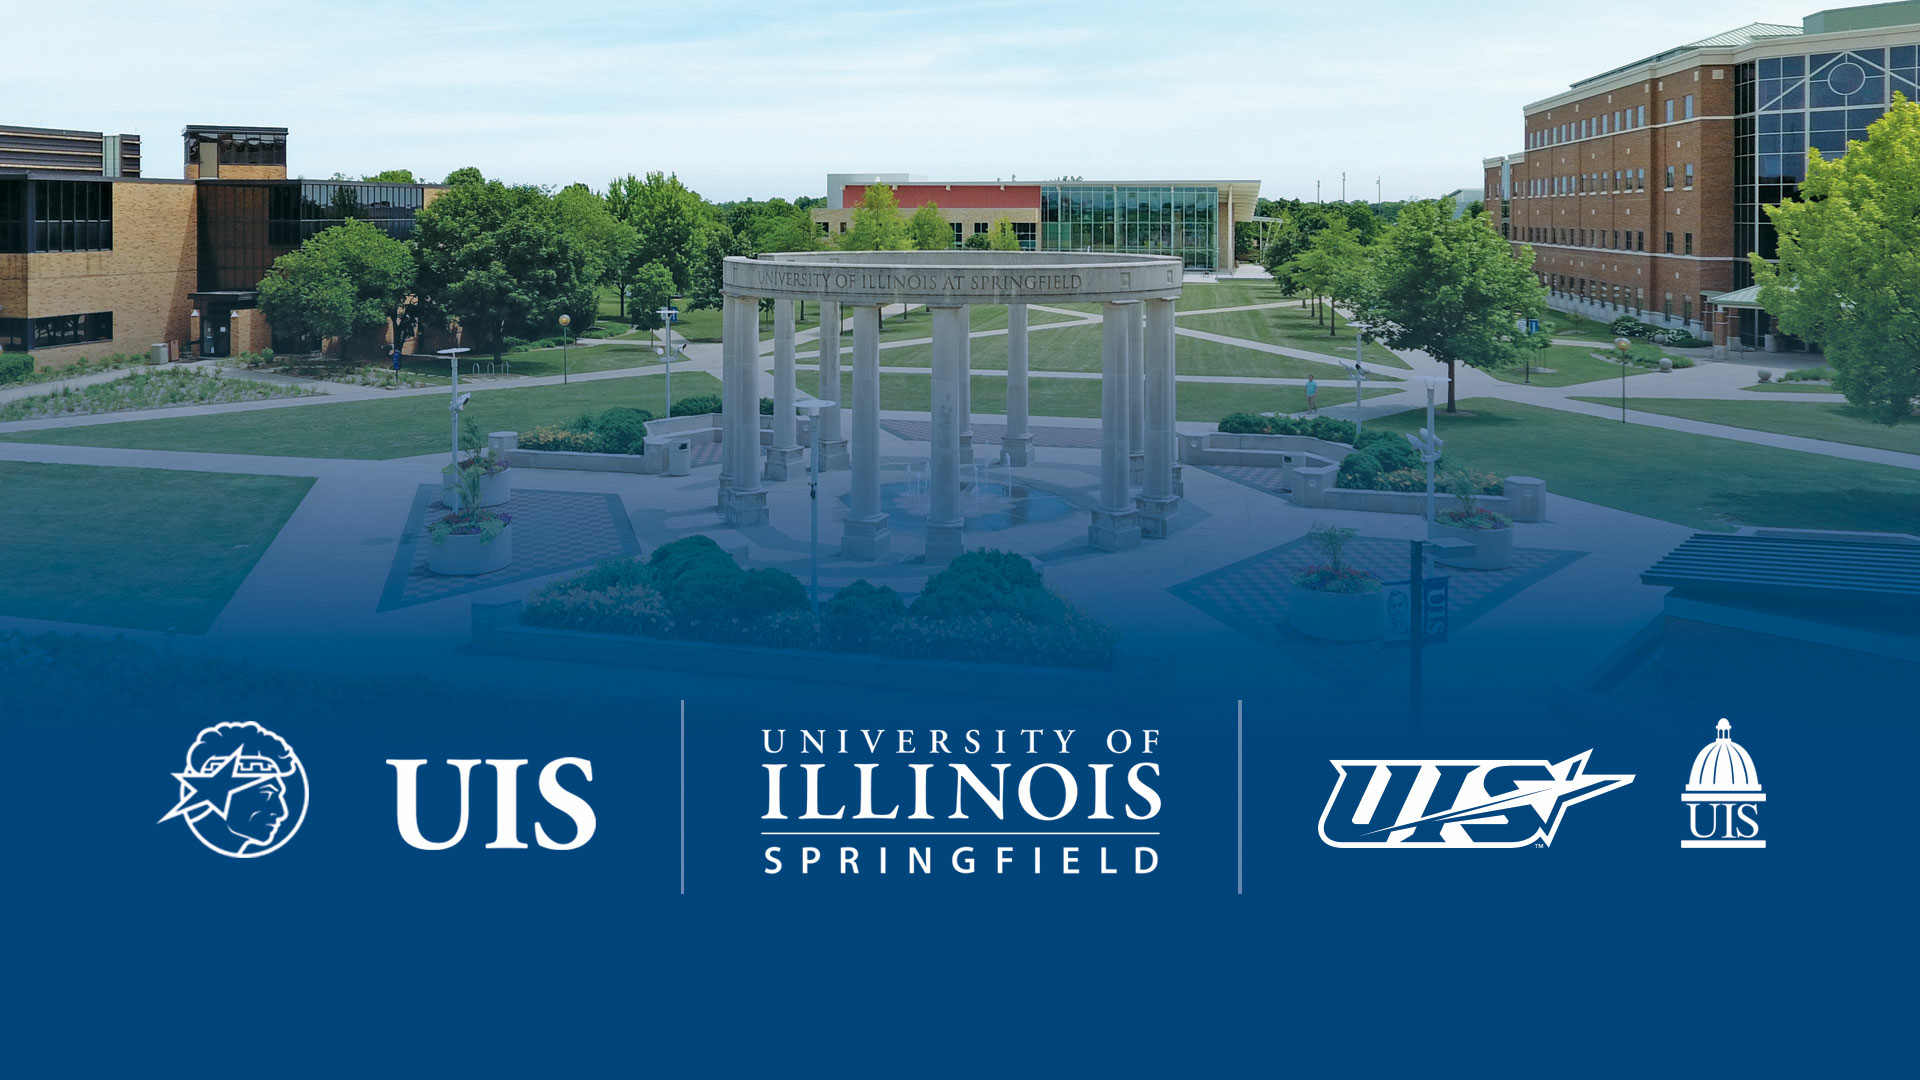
[558,313,572,384]
[657,305,676,416]
[1348,321,1369,442]
[794,394,830,614]
[1406,374,1448,524]
[437,346,471,472]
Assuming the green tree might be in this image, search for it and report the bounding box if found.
[363,169,418,184]
[686,221,747,312]
[1352,200,1546,412]
[841,183,909,251]
[752,198,821,255]
[442,166,485,187]
[257,219,415,360]
[988,216,1022,251]
[1282,215,1368,332]
[962,232,992,250]
[908,202,950,250]
[606,171,709,292]
[410,180,594,364]
[627,261,677,332]
[555,183,633,311]
[1755,93,1920,424]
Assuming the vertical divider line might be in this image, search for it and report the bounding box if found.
[1237,698,1244,896]
[680,699,686,896]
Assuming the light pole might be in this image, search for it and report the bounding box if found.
[558,313,572,384]
[1406,374,1448,524]
[1348,321,1369,442]
[794,394,830,614]
[657,305,676,416]
[437,346,471,473]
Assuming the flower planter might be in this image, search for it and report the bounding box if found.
[445,466,512,509]
[427,524,513,576]
[1429,520,1514,570]
[1287,582,1385,642]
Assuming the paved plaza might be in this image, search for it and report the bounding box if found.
[1,287,1910,712]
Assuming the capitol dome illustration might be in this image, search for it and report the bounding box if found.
[1686,719,1761,793]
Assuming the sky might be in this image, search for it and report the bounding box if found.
[9,0,1826,202]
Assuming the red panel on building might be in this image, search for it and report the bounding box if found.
[842,183,1040,210]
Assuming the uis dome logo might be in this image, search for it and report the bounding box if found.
[159,722,308,858]
[1682,719,1765,849]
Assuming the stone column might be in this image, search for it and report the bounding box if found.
[1002,303,1033,465]
[841,304,890,560]
[1124,300,1145,488]
[957,311,974,461]
[927,305,967,563]
[764,299,804,481]
[1136,297,1179,538]
[716,295,734,514]
[817,300,850,470]
[724,293,767,527]
[1089,301,1141,551]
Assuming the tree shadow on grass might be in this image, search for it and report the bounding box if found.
[1710,488,1920,534]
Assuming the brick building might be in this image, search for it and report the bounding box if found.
[810,175,1261,272]
[1482,1,1920,351]
[1,123,441,367]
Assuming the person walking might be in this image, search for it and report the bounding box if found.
[1304,376,1319,415]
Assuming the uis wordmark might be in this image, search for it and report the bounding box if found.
[758,728,1163,877]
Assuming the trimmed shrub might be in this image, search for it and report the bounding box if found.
[1335,449,1383,489]
[1354,430,1419,472]
[592,406,653,454]
[1215,412,1357,444]
[1303,416,1356,443]
[0,353,38,385]
[759,396,774,415]
[875,607,1118,671]
[646,534,735,587]
[670,394,722,417]
[911,550,1047,622]
[820,580,906,653]
[523,580,673,638]
[519,426,602,453]
[1218,412,1269,434]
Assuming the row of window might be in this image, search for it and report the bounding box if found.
[1522,161,1699,198]
[0,311,113,351]
[1545,277,1709,325]
[1527,227,1694,254]
[1528,93,1699,148]
[183,131,288,168]
[0,179,115,253]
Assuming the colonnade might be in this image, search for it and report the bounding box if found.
[718,291,1180,561]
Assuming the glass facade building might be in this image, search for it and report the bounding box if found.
[198,180,426,292]
[1731,44,1919,343]
[0,178,114,253]
[1040,184,1220,270]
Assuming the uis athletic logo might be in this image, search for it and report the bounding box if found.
[1682,719,1765,849]
[1319,751,1633,848]
[159,722,309,858]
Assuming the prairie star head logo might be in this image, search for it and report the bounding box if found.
[1319,750,1634,848]
[160,721,308,858]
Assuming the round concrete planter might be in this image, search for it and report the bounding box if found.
[427,524,513,576]
[1429,520,1514,570]
[445,467,512,509]
[1288,582,1386,642]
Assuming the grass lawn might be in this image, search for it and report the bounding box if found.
[798,371,1394,420]
[0,372,721,459]
[1568,397,1920,456]
[1744,381,1839,394]
[1372,398,1920,532]
[0,462,312,632]
[1539,309,1627,342]
[847,321,1389,381]
[1173,281,1291,311]
[391,341,664,383]
[1178,304,1408,368]
[1486,344,1659,388]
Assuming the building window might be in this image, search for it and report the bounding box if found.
[1665,231,1674,253]
[0,317,25,351]
[973,221,988,234]
[184,130,287,168]
[1664,292,1674,318]
[1638,105,1646,126]
[1665,99,1675,123]
[0,178,23,253]
[838,221,846,233]
[950,221,964,247]
[1684,163,1695,188]
[26,311,113,349]
[1683,297,1693,322]
[1637,230,1645,251]
[1684,94,1695,119]
[1684,232,1694,255]
[29,180,113,252]
[1012,221,1036,251]
[816,221,828,236]
[1665,166,1676,190]
[1637,168,1646,190]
